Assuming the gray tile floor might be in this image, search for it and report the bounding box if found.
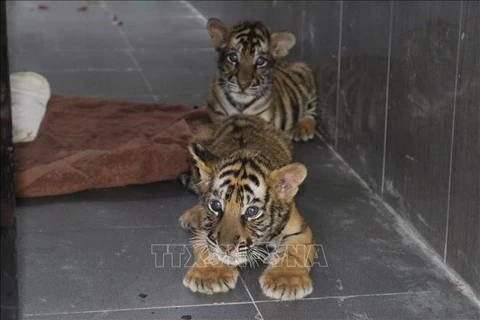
[7,1,480,319]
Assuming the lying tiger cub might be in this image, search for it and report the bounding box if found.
[179,115,315,300]
[205,18,318,142]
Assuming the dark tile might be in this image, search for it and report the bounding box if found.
[341,1,392,58]
[257,290,480,320]
[17,227,251,316]
[9,49,136,73]
[267,1,305,62]
[303,1,342,144]
[40,70,152,98]
[23,303,260,320]
[16,181,198,234]
[446,1,480,296]
[335,1,391,193]
[383,1,462,255]
[240,140,463,302]
[303,1,341,65]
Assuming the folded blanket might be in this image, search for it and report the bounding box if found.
[14,95,210,198]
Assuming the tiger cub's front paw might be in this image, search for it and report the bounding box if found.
[290,118,316,142]
[259,267,313,300]
[179,205,203,232]
[183,264,239,294]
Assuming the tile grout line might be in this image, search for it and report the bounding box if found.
[380,0,395,197]
[254,289,447,304]
[444,0,464,263]
[99,1,158,102]
[239,275,265,320]
[334,0,344,150]
[23,301,255,318]
[22,289,460,318]
[314,130,480,308]
[299,0,306,61]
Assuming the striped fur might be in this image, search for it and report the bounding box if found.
[179,115,315,300]
[205,18,318,141]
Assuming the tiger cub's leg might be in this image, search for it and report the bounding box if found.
[179,203,204,232]
[183,215,239,294]
[259,223,315,300]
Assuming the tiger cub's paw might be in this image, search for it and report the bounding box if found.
[178,206,202,232]
[183,264,239,294]
[291,118,316,142]
[259,267,313,300]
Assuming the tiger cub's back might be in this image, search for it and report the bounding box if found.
[181,115,293,195]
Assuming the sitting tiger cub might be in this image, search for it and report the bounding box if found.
[179,115,315,300]
[205,18,318,142]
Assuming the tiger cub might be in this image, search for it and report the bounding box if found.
[205,18,318,142]
[179,115,315,300]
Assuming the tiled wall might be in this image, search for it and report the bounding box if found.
[192,0,479,296]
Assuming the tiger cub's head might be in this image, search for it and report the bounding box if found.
[189,143,307,267]
[206,18,296,104]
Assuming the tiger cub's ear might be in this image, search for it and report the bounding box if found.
[270,31,296,59]
[269,163,307,200]
[188,142,217,190]
[207,18,229,50]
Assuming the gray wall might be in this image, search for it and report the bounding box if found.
[191,0,480,296]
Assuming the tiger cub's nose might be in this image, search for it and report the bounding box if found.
[219,244,237,254]
[238,79,251,91]
[219,235,240,254]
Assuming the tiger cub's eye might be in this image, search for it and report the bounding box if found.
[228,52,238,63]
[256,56,267,67]
[245,206,260,219]
[209,200,222,214]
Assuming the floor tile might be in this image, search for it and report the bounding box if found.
[17,227,251,316]
[40,70,152,98]
[16,181,198,234]
[131,48,216,74]
[124,29,211,50]
[132,48,216,98]
[256,290,480,320]
[6,1,128,52]
[142,68,212,97]
[9,49,136,73]
[24,303,260,320]
[239,140,469,300]
[104,1,206,31]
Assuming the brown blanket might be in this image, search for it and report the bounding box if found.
[14,95,210,198]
